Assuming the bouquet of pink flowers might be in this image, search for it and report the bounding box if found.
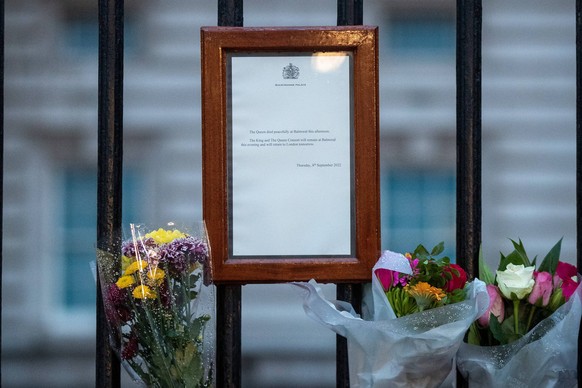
[297,243,488,387]
[467,239,578,346]
[96,223,215,387]
[457,239,581,387]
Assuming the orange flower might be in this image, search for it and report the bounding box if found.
[406,282,446,311]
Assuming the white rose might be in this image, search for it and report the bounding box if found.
[496,263,535,300]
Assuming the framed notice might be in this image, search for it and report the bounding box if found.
[201,26,380,283]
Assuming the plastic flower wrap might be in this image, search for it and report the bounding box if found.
[296,243,488,388]
[457,239,581,387]
[96,222,215,387]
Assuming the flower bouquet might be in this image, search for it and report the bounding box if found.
[96,223,215,387]
[457,239,581,387]
[296,243,488,387]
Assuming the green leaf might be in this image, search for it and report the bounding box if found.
[189,315,211,340]
[449,288,467,304]
[189,273,202,285]
[478,246,495,285]
[490,314,521,345]
[414,244,430,259]
[510,239,532,267]
[537,238,562,274]
[498,253,507,271]
[499,249,527,270]
[467,323,481,345]
[431,242,445,256]
[489,314,507,344]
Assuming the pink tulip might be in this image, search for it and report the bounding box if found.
[527,271,553,307]
[375,268,394,290]
[478,284,505,327]
[554,261,579,301]
[375,255,418,290]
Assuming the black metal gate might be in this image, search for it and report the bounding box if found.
[25,0,578,386]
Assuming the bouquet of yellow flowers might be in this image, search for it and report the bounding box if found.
[96,223,215,387]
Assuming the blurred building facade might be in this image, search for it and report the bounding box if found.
[2,0,576,386]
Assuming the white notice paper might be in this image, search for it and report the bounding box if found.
[230,53,353,257]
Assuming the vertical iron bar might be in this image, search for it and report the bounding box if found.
[456,1,481,387]
[216,285,242,388]
[218,0,244,27]
[336,1,364,387]
[0,0,4,381]
[97,0,124,387]
[337,0,363,26]
[335,283,361,388]
[576,0,581,384]
[216,2,243,387]
[456,0,482,280]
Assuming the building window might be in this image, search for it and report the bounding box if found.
[64,18,99,55]
[387,14,455,58]
[62,168,142,310]
[382,170,456,257]
[63,16,136,57]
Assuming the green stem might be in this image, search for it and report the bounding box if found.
[526,305,537,332]
[513,299,520,335]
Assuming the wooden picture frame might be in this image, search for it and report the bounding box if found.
[201,26,380,283]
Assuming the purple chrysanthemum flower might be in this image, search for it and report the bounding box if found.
[158,281,173,308]
[159,237,209,277]
[122,237,157,259]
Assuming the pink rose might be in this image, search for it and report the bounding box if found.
[478,284,505,327]
[554,261,579,301]
[527,271,553,307]
[442,263,467,292]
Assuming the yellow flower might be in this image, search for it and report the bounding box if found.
[145,228,186,245]
[133,285,157,299]
[124,260,148,275]
[147,267,165,283]
[116,275,135,289]
[405,282,446,311]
